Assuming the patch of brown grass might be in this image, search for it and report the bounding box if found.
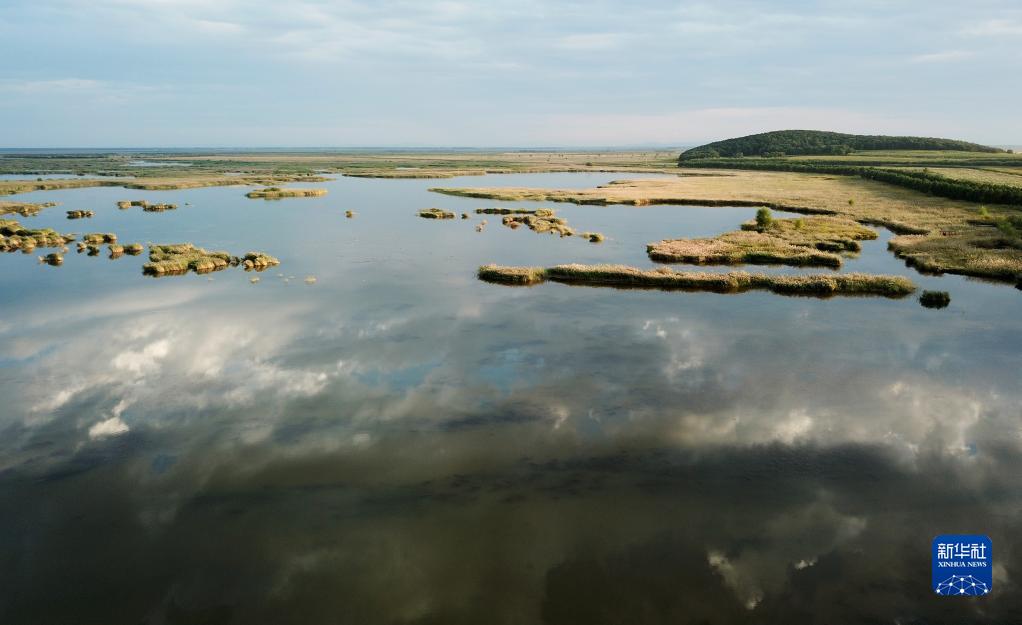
[479,263,916,297]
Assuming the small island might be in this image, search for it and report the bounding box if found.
[245,187,328,199]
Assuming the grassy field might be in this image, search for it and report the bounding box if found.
[0,151,681,183]
[785,150,1022,164]
[0,173,330,197]
[647,215,877,268]
[904,167,1022,188]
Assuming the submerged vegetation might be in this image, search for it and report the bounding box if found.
[245,187,328,199]
[479,264,916,297]
[0,200,56,217]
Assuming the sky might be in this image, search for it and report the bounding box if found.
[1,0,1020,147]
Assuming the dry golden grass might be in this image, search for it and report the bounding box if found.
[906,167,1022,188]
[500,213,574,237]
[649,216,877,268]
[479,264,916,297]
[438,169,1022,282]
[245,187,328,199]
[0,174,329,198]
[145,244,233,276]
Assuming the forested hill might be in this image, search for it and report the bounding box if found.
[679,130,1003,160]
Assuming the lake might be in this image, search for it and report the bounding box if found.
[1,172,1021,624]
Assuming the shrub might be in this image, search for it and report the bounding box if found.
[755,207,773,231]
[919,290,951,308]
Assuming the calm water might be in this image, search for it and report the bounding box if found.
[1,173,1021,624]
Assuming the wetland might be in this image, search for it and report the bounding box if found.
[1,151,1021,624]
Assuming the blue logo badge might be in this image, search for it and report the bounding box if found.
[932,535,992,596]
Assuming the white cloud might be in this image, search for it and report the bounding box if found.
[963,19,1022,36]
[554,33,627,51]
[191,18,244,35]
[526,106,941,145]
[910,50,975,64]
[89,416,130,439]
[0,78,104,93]
[112,338,171,375]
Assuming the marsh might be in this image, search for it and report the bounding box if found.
[1,171,1021,624]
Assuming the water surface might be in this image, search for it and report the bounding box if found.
[1,173,1021,624]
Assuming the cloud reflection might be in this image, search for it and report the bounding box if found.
[1,278,1021,624]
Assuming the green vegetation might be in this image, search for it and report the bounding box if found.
[144,244,234,276]
[241,252,280,271]
[0,219,75,252]
[0,174,329,199]
[755,207,773,230]
[648,216,877,268]
[83,233,117,244]
[887,233,1022,280]
[437,169,1022,283]
[0,150,679,183]
[477,265,547,284]
[0,200,56,217]
[679,159,1022,206]
[245,187,328,199]
[143,244,280,276]
[478,264,916,298]
[145,243,233,273]
[500,212,574,237]
[475,207,556,216]
[919,290,951,308]
[680,130,1002,160]
[418,208,456,219]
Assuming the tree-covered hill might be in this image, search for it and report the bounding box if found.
[679,130,1003,160]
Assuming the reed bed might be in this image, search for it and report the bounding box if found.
[245,187,328,199]
[478,264,916,298]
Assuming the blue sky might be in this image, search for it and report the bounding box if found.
[1,0,1020,147]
